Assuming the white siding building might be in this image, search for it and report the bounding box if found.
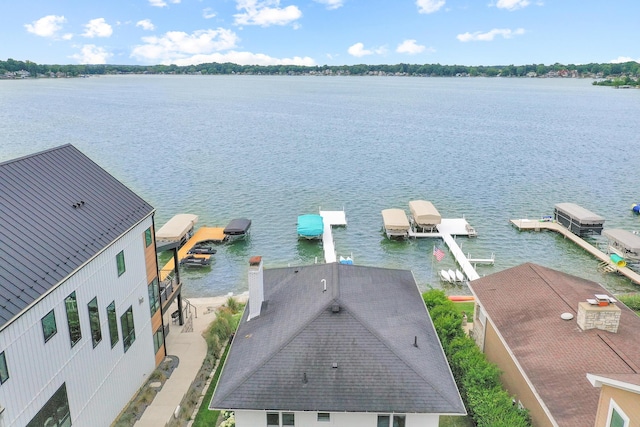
[0,145,170,427]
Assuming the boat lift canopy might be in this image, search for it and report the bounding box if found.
[382,209,410,232]
[156,214,198,243]
[409,200,441,227]
[224,218,252,236]
[603,229,640,253]
[297,214,324,238]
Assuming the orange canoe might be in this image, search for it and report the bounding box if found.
[448,295,475,302]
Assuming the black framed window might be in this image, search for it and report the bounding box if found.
[0,351,8,384]
[266,413,279,427]
[26,383,71,427]
[88,297,102,348]
[121,306,135,352]
[148,279,160,316]
[282,413,294,426]
[42,309,57,343]
[153,328,164,354]
[317,413,330,422]
[116,250,126,276]
[107,301,119,348]
[145,228,153,247]
[65,292,82,347]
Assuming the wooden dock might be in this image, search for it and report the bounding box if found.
[159,226,225,281]
[510,219,640,285]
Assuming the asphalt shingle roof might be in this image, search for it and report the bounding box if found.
[0,144,154,328]
[211,262,465,414]
[469,263,640,427]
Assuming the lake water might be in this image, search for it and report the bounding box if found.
[2,75,639,297]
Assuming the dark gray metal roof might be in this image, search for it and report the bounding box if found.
[0,144,154,328]
[211,263,465,414]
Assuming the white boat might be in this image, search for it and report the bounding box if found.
[448,269,457,282]
[440,269,452,282]
[455,269,465,282]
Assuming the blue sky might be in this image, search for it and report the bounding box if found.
[2,0,638,67]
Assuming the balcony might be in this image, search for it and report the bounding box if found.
[159,268,181,311]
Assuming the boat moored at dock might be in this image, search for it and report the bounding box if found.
[156,213,199,249]
[381,208,410,239]
[223,218,252,241]
[409,200,441,232]
[297,214,324,240]
[602,228,640,261]
[554,203,604,236]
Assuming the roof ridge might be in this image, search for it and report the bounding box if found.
[214,298,338,404]
[0,143,72,167]
[336,296,463,410]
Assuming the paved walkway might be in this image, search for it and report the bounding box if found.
[135,293,248,427]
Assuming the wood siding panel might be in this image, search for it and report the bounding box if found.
[155,344,165,367]
[151,310,162,333]
[594,385,640,427]
[144,225,157,284]
[483,321,555,427]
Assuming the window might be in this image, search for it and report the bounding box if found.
[0,351,8,384]
[107,301,119,348]
[282,413,294,426]
[607,400,629,427]
[393,415,406,427]
[267,413,279,427]
[153,328,164,354]
[378,415,406,427]
[317,413,330,422]
[42,309,57,343]
[116,250,126,276]
[121,306,135,352]
[26,383,71,427]
[148,278,160,316]
[65,292,82,347]
[88,297,102,348]
[145,227,153,247]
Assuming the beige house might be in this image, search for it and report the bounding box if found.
[469,263,640,427]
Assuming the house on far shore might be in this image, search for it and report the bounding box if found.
[469,263,640,427]
[0,144,182,426]
[210,257,466,427]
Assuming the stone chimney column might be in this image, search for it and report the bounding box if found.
[577,301,621,333]
[248,256,264,321]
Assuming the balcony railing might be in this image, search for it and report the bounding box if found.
[159,269,180,307]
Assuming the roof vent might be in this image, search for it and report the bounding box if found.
[560,312,574,320]
[413,336,418,347]
[331,303,340,313]
[332,362,338,369]
[303,373,308,384]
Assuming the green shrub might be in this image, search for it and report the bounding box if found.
[619,293,640,313]
[423,290,531,427]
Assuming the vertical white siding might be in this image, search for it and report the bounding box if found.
[234,410,440,427]
[0,218,156,427]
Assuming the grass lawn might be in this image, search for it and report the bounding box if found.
[450,301,474,317]
[192,340,231,427]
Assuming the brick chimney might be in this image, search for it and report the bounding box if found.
[247,256,264,321]
[577,295,621,333]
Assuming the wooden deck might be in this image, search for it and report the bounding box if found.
[510,219,640,285]
[159,226,225,281]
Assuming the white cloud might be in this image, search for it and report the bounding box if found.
[172,51,316,66]
[457,28,525,42]
[610,56,640,64]
[62,33,74,40]
[131,28,241,63]
[24,15,66,38]
[496,0,530,10]
[70,44,113,64]
[347,42,386,58]
[203,8,217,19]
[313,0,345,10]
[416,0,445,14]
[82,18,113,38]
[136,19,156,31]
[149,0,181,7]
[396,39,425,54]
[234,0,302,27]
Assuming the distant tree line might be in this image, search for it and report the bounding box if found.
[1,57,639,79]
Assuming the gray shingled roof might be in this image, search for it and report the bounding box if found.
[469,263,640,427]
[0,144,154,328]
[210,263,465,414]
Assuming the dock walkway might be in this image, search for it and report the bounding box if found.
[510,219,640,285]
[159,227,225,281]
[320,210,347,263]
[436,219,481,281]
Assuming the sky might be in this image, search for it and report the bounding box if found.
[1,0,639,67]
